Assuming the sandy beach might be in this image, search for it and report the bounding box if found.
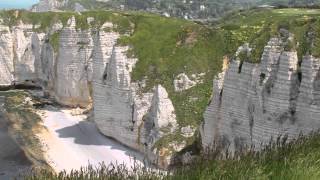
[37,106,145,173]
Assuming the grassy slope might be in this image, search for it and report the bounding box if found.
[220,8,320,61]
[258,0,320,6]
[172,133,320,180]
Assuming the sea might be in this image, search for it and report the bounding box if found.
[0,0,39,9]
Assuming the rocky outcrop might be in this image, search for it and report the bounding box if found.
[0,25,14,86]
[31,0,86,12]
[53,17,93,107]
[0,15,180,167]
[0,22,45,87]
[91,25,179,167]
[174,73,205,92]
[296,56,320,132]
[201,37,320,152]
[0,17,93,107]
[13,23,45,84]
[92,35,178,167]
[174,73,197,92]
[31,0,67,12]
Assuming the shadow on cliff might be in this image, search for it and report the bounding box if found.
[55,120,146,163]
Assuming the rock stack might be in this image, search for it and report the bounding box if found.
[201,37,320,152]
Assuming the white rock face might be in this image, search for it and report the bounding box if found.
[53,16,94,107]
[0,15,179,167]
[51,21,63,33]
[31,0,67,12]
[13,24,44,84]
[174,73,205,92]
[0,25,14,86]
[149,85,177,130]
[74,3,86,12]
[0,17,94,107]
[201,37,320,152]
[31,0,87,12]
[0,22,46,86]
[296,56,320,132]
[181,125,196,138]
[92,33,178,167]
[174,73,197,92]
[39,36,56,93]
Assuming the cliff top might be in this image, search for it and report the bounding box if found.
[30,0,320,20]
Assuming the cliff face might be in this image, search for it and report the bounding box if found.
[0,22,46,87]
[0,18,92,107]
[53,17,93,107]
[201,37,320,152]
[0,14,179,167]
[92,30,178,167]
[31,0,88,12]
[0,25,14,86]
[31,0,67,12]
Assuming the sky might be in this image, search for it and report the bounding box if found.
[0,0,39,9]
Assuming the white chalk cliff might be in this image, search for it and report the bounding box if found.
[0,16,94,107]
[31,0,67,12]
[0,22,46,87]
[92,30,178,167]
[2,11,320,168]
[31,0,86,12]
[0,15,179,167]
[53,17,93,107]
[201,37,320,152]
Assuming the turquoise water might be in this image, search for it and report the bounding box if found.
[0,0,39,9]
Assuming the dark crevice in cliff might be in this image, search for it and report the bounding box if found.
[313,69,320,105]
[297,60,303,84]
[219,88,223,103]
[248,102,255,142]
[102,63,109,84]
[259,73,266,85]
[238,61,244,73]
[131,103,135,131]
[288,57,302,123]
[0,82,42,91]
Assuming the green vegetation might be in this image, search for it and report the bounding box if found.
[171,133,320,180]
[0,10,133,32]
[117,8,320,148]
[220,8,320,62]
[0,90,48,169]
[259,0,320,6]
[24,132,320,179]
[128,15,223,128]
[49,32,60,52]
[35,0,320,20]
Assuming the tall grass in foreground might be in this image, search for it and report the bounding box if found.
[24,163,165,180]
[24,133,320,180]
